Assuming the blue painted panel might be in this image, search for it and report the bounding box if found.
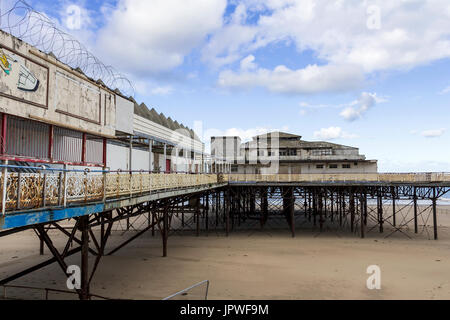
[0,203,105,230]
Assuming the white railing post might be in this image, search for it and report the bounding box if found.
[129,170,132,199]
[102,168,107,203]
[84,169,89,203]
[63,164,68,207]
[42,170,47,207]
[2,160,8,215]
[17,171,22,210]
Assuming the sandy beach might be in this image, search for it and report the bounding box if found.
[1,206,450,300]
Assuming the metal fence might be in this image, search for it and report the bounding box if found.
[0,165,219,214]
[225,173,450,183]
[1,166,449,215]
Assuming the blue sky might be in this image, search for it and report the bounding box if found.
[5,0,450,172]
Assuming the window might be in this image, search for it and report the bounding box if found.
[316,164,324,169]
[311,149,333,156]
[342,164,351,169]
[231,165,238,173]
[329,164,338,169]
[280,149,296,156]
[268,151,274,156]
[257,150,265,156]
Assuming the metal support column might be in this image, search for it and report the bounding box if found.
[79,215,90,300]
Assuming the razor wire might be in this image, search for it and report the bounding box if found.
[0,0,135,97]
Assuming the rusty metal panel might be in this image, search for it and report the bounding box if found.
[53,127,83,163]
[6,116,49,159]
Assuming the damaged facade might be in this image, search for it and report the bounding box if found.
[0,30,212,173]
[211,132,377,174]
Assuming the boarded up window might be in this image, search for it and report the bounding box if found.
[6,116,49,159]
[85,135,103,164]
[53,127,83,163]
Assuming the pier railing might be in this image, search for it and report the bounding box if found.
[225,173,450,183]
[1,166,449,215]
[0,165,219,214]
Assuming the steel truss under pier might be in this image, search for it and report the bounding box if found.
[0,188,220,300]
[0,183,449,300]
[210,185,449,240]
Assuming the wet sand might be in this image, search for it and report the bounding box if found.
[1,207,450,300]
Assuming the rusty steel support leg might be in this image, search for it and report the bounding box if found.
[360,194,365,239]
[350,191,355,233]
[290,187,295,238]
[413,187,418,234]
[432,187,438,240]
[308,190,312,222]
[215,192,219,228]
[151,209,155,237]
[250,189,256,214]
[378,191,383,233]
[318,190,323,231]
[312,189,317,227]
[237,191,242,227]
[261,187,268,228]
[230,190,235,231]
[304,189,308,218]
[392,187,396,227]
[79,215,90,300]
[163,205,169,257]
[330,192,334,222]
[364,191,367,226]
[205,194,209,234]
[39,236,44,255]
[196,197,200,237]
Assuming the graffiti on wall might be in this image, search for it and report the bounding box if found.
[0,48,40,92]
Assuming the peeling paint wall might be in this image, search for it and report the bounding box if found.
[0,30,116,137]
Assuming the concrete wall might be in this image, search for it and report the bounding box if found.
[116,96,134,134]
[106,143,204,172]
[134,115,203,153]
[300,162,378,174]
[0,30,116,137]
[232,161,378,174]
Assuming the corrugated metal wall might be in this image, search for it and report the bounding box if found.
[53,127,83,163]
[1,114,104,165]
[85,135,103,164]
[6,116,49,159]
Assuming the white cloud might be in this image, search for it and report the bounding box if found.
[313,127,358,140]
[439,86,450,95]
[218,59,364,94]
[96,0,227,74]
[150,86,174,96]
[340,92,386,121]
[207,1,450,93]
[421,128,446,138]
[240,54,257,70]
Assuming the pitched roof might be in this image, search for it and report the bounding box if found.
[134,103,200,141]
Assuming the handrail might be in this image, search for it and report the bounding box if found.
[162,280,209,300]
[1,167,448,216]
[0,166,221,215]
